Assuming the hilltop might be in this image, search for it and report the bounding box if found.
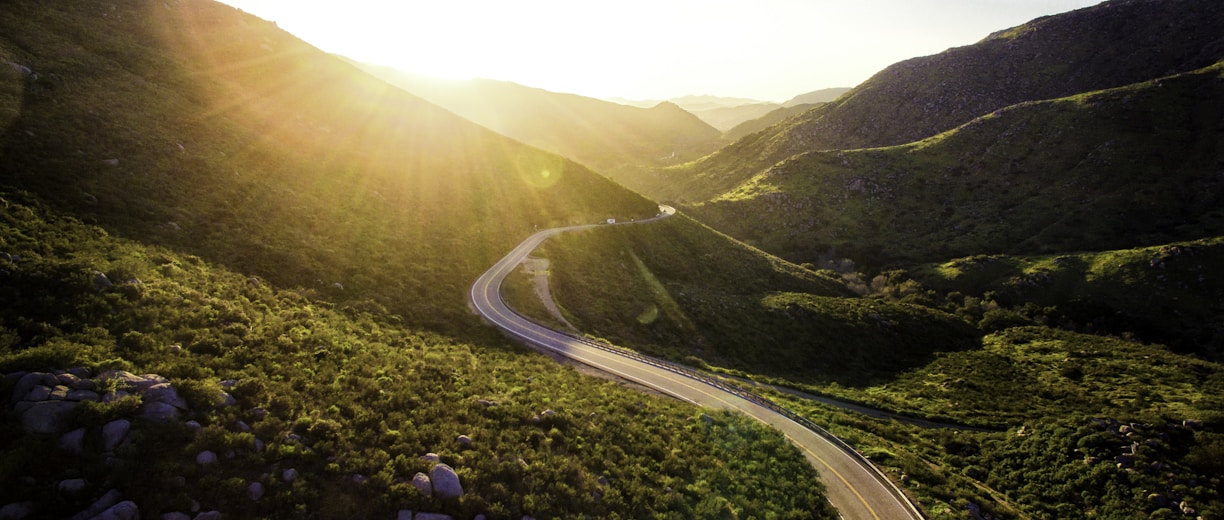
[355,69,724,194]
[1,0,659,332]
[658,0,1224,202]
[0,0,834,518]
[688,60,1224,269]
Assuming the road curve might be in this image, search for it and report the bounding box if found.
[470,205,923,520]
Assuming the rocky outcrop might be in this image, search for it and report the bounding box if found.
[7,369,196,435]
[411,473,432,497]
[102,420,131,451]
[413,513,454,520]
[428,464,463,499]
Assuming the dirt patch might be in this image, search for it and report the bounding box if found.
[520,257,577,330]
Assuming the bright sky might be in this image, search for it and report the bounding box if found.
[218,0,1104,102]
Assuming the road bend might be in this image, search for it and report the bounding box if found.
[470,205,923,520]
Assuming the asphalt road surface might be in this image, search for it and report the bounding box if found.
[470,205,923,520]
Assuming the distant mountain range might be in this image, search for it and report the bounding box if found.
[609,89,851,131]
[352,69,724,186]
[660,0,1224,205]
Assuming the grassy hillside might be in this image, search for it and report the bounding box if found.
[354,69,724,194]
[659,0,1224,202]
[0,0,841,518]
[910,237,1224,359]
[504,215,979,386]
[0,190,833,519]
[0,0,660,335]
[503,212,1224,519]
[688,60,1224,270]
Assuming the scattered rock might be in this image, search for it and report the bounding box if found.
[59,428,86,455]
[101,159,120,167]
[48,385,69,400]
[21,400,78,434]
[540,409,555,418]
[70,489,121,520]
[93,271,113,291]
[192,511,222,520]
[145,383,188,409]
[411,472,432,497]
[102,420,131,451]
[92,500,139,520]
[234,420,251,433]
[25,385,52,401]
[12,372,52,403]
[247,481,264,501]
[196,451,217,466]
[396,511,413,520]
[456,434,472,448]
[162,513,191,520]
[57,478,88,496]
[282,468,298,482]
[98,371,144,391]
[421,453,440,463]
[65,389,100,402]
[140,401,182,422]
[414,514,453,520]
[0,502,33,520]
[428,464,463,499]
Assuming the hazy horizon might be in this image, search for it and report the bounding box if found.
[218,0,1104,102]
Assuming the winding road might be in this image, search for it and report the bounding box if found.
[470,205,923,520]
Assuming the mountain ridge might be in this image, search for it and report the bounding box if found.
[354,68,724,187]
[660,0,1224,203]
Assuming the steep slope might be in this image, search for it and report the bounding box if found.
[781,87,850,107]
[663,0,1224,202]
[504,206,1224,519]
[0,191,833,520]
[354,69,724,192]
[724,103,822,142]
[504,215,978,386]
[0,0,659,332]
[910,237,1224,358]
[0,0,837,518]
[689,61,1224,267]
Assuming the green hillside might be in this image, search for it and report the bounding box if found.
[659,0,1224,203]
[689,60,1224,269]
[0,0,659,334]
[0,191,831,519]
[910,237,1224,359]
[0,0,835,518]
[506,210,1224,519]
[504,215,978,386]
[353,69,724,195]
